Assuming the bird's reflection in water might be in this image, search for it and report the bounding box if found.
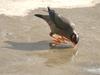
[35,47,78,67]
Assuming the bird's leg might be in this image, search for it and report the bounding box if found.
[49,34,61,47]
[61,36,67,43]
[49,34,69,47]
[52,37,61,45]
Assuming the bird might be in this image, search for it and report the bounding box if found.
[34,7,79,47]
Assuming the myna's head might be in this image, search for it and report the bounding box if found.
[71,31,79,45]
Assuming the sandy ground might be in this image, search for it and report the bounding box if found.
[0,4,100,75]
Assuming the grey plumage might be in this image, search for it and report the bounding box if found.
[35,7,79,45]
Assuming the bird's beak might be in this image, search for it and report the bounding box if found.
[72,43,78,48]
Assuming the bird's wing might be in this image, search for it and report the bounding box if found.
[48,7,74,31]
[48,7,75,38]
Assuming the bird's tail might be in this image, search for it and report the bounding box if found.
[34,14,49,22]
[34,14,44,19]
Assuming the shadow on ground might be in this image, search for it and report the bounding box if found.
[4,40,73,51]
[3,40,77,66]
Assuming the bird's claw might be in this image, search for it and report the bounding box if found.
[49,43,57,47]
[49,34,69,47]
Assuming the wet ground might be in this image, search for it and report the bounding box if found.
[0,4,100,75]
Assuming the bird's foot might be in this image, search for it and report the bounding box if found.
[52,34,68,44]
[49,43,57,47]
[49,34,68,47]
